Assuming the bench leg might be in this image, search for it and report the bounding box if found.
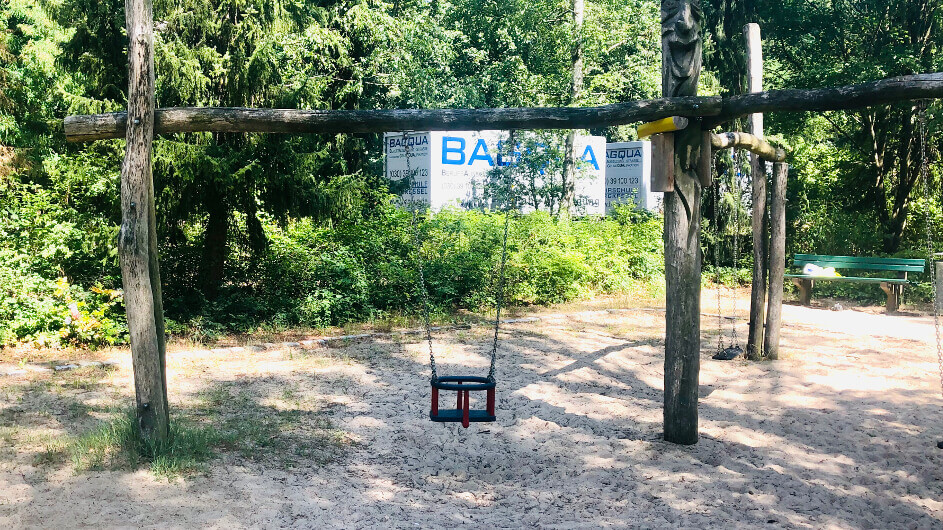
[792,278,812,306]
[880,282,901,313]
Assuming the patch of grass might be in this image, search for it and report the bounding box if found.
[29,377,351,477]
[0,425,19,457]
[55,367,111,391]
[196,380,351,467]
[44,410,219,478]
[33,436,68,466]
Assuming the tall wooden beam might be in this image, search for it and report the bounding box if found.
[661,0,703,446]
[764,162,788,360]
[63,73,943,142]
[745,23,768,360]
[120,0,168,442]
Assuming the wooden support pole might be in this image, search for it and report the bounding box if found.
[119,0,169,443]
[62,73,943,142]
[65,98,722,142]
[936,260,943,315]
[763,162,788,360]
[699,131,713,187]
[744,23,764,142]
[745,22,767,361]
[661,0,703,446]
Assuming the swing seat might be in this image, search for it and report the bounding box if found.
[430,376,496,428]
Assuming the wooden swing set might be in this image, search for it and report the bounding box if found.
[64,0,943,446]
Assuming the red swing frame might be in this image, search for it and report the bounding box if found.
[430,376,496,428]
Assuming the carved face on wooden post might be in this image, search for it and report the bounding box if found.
[661,0,702,98]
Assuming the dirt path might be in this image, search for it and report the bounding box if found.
[2,297,942,528]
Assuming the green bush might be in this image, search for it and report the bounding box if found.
[192,204,666,333]
[2,182,666,344]
[0,260,126,348]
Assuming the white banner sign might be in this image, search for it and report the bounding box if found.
[605,141,658,213]
[385,131,617,216]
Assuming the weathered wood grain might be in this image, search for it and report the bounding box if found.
[64,98,722,142]
[744,23,767,361]
[64,73,943,142]
[764,162,788,360]
[650,133,675,192]
[119,0,169,443]
[710,132,787,162]
[661,0,703,446]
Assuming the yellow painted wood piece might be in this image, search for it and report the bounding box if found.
[637,116,688,139]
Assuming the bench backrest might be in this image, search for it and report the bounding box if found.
[793,254,925,273]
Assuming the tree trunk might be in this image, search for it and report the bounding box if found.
[119,0,169,443]
[201,195,229,299]
[561,0,584,215]
[764,162,788,360]
[885,105,921,253]
[661,0,703,446]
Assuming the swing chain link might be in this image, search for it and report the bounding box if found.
[918,102,943,398]
[488,208,511,381]
[712,154,723,354]
[403,132,437,382]
[487,137,517,381]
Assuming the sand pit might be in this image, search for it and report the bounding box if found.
[2,296,943,528]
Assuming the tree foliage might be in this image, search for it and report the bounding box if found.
[3,0,943,345]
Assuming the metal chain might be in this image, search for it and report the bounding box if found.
[918,102,943,397]
[487,136,518,381]
[488,208,511,381]
[712,154,723,354]
[402,132,437,381]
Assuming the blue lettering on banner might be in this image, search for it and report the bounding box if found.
[442,137,466,165]
[468,139,495,166]
[388,135,429,149]
[581,145,600,170]
[606,148,642,159]
[496,141,520,167]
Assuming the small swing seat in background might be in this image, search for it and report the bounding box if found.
[430,376,496,428]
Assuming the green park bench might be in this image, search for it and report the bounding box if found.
[784,254,925,313]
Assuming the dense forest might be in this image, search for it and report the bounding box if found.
[1,0,940,347]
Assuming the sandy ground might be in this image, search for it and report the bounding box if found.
[2,292,943,528]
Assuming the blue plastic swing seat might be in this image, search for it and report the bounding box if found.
[430,375,496,427]
[430,409,497,423]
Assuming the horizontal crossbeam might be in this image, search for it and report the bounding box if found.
[63,73,943,142]
[711,132,787,162]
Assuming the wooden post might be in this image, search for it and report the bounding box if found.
[661,0,703,445]
[763,162,788,360]
[119,0,169,443]
[744,22,768,360]
[699,131,713,186]
[650,133,675,192]
[792,278,812,305]
[879,282,901,313]
[935,260,943,315]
